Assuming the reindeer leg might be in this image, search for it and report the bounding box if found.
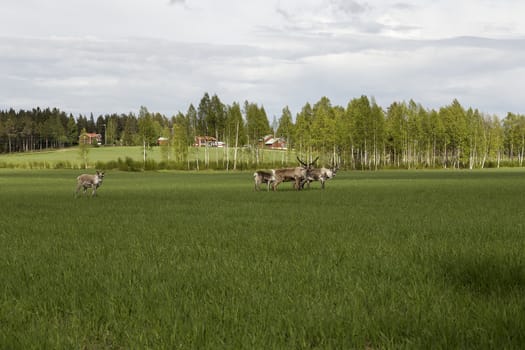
[306,179,310,189]
[295,177,301,191]
[298,177,308,190]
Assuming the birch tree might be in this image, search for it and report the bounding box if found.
[276,106,294,164]
[226,102,246,170]
[294,103,314,159]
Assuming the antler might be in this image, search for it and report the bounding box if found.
[296,156,308,167]
[297,156,319,168]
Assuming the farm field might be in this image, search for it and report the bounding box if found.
[1,169,525,348]
[0,146,292,170]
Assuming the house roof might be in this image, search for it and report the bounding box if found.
[195,135,217,140]
[265,137,286,145]
[80,133,101,139]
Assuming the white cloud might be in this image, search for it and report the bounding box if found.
[0,0,524,118]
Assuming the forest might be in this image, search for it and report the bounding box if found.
[1,92,525,170]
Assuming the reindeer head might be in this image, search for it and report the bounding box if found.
[330,163,339,178]
[296,156,318,170]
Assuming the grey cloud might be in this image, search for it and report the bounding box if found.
[1,31,523,118]
[329,0,368,15]
[391,2,417,11]
[0,36,269,115]
[275,6,292,21]
[273,1,417,38]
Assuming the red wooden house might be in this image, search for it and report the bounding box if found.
[79,132,102,145]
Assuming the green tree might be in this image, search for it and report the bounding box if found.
[294,103,314,158]
[209,94,227,141]
[369,98,385,170]
[428,109,445,167]
[78,128,90,168]
[311,97,336,159]
[491,115,505,167]
[226,102,246,170]
[137,106,160,147]
[440,99,468,168]
[185,104,197,145]
[197,93,211,136]
[121,114,137,146]
[172,112,191,165]
[66,115,77,146]
[245,101,271,164]
[137,106,161,165]
[347,96,373,169]
[331,105,346,166]
[105,115,118,146]
[276,106,295,160]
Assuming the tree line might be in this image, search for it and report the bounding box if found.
[1,93,524,169]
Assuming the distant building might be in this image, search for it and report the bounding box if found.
[157,137,169,146]
[261,135,287,150]
[194,136,217,147]
[79,132,102,145]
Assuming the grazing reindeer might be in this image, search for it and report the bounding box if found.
[75,171,105,197]
[302,165,338,189]
[272,156,318,191]
[253,170,276,191]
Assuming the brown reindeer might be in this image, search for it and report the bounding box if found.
[272,157,318,191]
[75,171,105,197]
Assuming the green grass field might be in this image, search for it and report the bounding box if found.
[0,146,293,170]
[1,168,525,349]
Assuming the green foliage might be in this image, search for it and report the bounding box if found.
[276,106,294,146]
[294,102,314,156]
[78,128,91,169]
[225,102,246,147]
[1,169,525,348]
[245,101,271,146]
[311,97,336,152]
[1,94,525,170]
[137,106,161,147]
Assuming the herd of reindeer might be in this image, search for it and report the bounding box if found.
[73,157,337,197]
[253,157,338,192]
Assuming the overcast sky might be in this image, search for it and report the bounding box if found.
[1,0,524,119]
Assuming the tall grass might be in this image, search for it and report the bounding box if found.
[1,169,524,348]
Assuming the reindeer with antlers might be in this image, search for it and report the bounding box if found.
[271,156,318,191]
[301,163,339,189]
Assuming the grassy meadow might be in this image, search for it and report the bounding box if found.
[0,146,292,170]
[1,168,525,348]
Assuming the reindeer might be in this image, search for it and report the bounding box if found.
[75,171,105,197]
[302,164,338,190]
[272,156,318,191]
[253,170,276,191]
